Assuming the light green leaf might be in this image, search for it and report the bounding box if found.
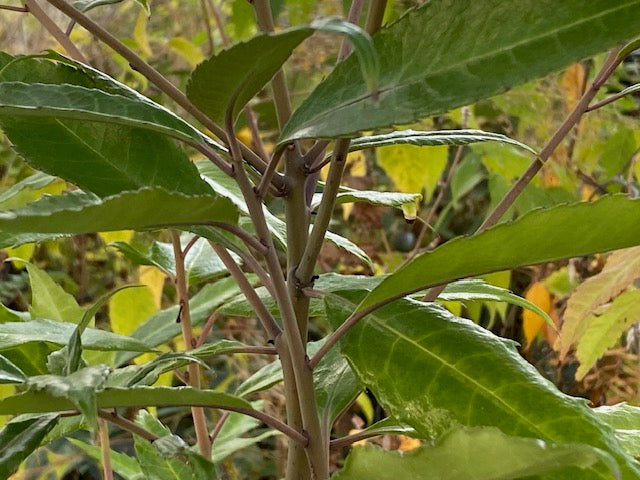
[595,404,640,458]
[0,188,237,235]
[109,286,158,337]
[0,414,58,479]
[0,172,56,209]
[0,319,153,352]
[27,364,110,430]
[310,189,422,213]
[23,262,84,324]
[0,354,26,384]
[326,294,640,479]
[349,129,536,154]
[68,438,143,480]
[575,289,640,380]
[72,0,122,12]
[559,246,640,359]
[360,196,640,311]
[333,427,618,480]
[134,436,192,480]
[281,0,640,141]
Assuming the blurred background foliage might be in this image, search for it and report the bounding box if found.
[1,0,640,477]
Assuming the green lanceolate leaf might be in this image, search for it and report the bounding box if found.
[325,294,640,479]
[69,439,143,480]
[0,386,252,415]
[0,82,211,147]
[0,414,59,479]
[333,427,618,480]
[348,129,536,154]
[360,196,640,310]
[187,18,376,124]
[0,354,27,384]
[0,319,152,352]
[0,188,237,235]
[281,0,640,141]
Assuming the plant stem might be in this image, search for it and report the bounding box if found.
[98,418,113,480]
[171,231,212,459]
[98,410,158,442]
[24,0,86,62]
[209,411,230,444]
[0,4,28,12]
[365,0,387,34]
[198,0,214,54]
[329,430,383,449]
[43,0,286,190]
[209,221,268,254]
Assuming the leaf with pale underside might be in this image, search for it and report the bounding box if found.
[281,0,640,141]
[558,246,640,359]
[359,197,640,312]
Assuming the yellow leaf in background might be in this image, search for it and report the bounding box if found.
[168,37,204,67]
[0,384,14,428]
[5,244,35,269]
[355,392,374,425]
[561,63,585,112]
[139,266,166,308]
[342,203,354,220]
[523,282,552,347]
[237,127,252,145]
[398,435,421,452]
[98,230,134,245]
[109,285,158,336]
[346,151,367,177]
[376,144,447,202]
[133,10,153,59]
[348,428,368,447]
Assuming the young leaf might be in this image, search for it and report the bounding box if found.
[0,188,237,235]
[0,414,58,479]
[333,427,618,480]
[575,289,640,380]
[281,0,640,141]
[24,262,84,324]
[348,129,536,154]
[359,196,640,311]
[325,294,640,479]
[558,246,640,359]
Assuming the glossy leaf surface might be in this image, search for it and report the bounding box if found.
[0,414,58,479]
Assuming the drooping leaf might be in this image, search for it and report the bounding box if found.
[68,438,143,480]
[0,386,253,415]
[575,289,640,380]
[0,188,237,235]
[0,414,58,479]
[24,262,84,324]
[187,18,376,123]
[359,196,640,311]
[333,427,618,480]
[0,354,26,384]
[0,319,152,352]
[325,293,640,479]
[348,129,536,154]
[281,0,640,141]
[310,189,421,214]
[558,246,640,359]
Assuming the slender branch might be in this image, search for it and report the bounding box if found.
[256,146,286,198]
[244,107,272,164]
[586,86,639,112]
[234,407,308,446]
[98,418,114,480]
[207,0,229,46]
[210,221,268,254]
[43,0,286,189]
[187,142,234,176]
[330,430,384,449]
[209,240,282,339]
[0,4,28,11]
[181,234,201,259]
[64,18,76,36]
[98,410,158,443]
[171,231,212,458]
[24,0,86,62]
[302,140,331,170]
[198,0,215,55]
[364,0,387,34]
[195,312,217,348]
[209,411,230,444]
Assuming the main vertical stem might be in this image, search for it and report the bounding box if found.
[171,231,212,458]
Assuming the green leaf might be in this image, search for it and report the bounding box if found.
[325,294,640,479]
[68,438,143,480]
[24,262,84,324]
[27,364,110,430]
[575,289,640,380]
[0,172,56,208]
[559,246,640,359]
[348,129,536,154]
[0,319,153,352]
[595,404,640,458]
[72,0,123,12]
[0,188,237,235]
[0,82,210,148]
[354,417,417,438]
[187,19,376,123]
[310,189,422,213]
[0,354,27,384]
[281,0,640,141]
[0,414,58,479]
[134,436,192,480]
[360,196,640,311]
[0,386,252,415]
[333,427,618,480]
[115,277,245,365]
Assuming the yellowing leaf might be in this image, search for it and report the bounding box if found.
[133,10,153,59]
[376,144,448,201]
[522,282,552,347]
[139,266,166,308]
[557,246,640,359]
[561,63,586,112]
[5,244,34,269]
[398,435,421,452]
[236,127,252,146]
[168,37,204,67]
[575,289,640,380]
[342,203,354,220]
[109,286,158,336]
[356,392,374,425]
[98,230,134,244]
[346,151,367,177]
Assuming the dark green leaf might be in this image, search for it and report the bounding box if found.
[281,0,640,141]
[0,414,58,479]
[0,354,26,384]
[326,295,640,479]
[0,188,237,235]
[360,196,640,310]
[333,427,618,480]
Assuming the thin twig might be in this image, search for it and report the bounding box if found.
[330,430,384,449]
[210,221,268,254]
[244,107,271,164]
[181,234,201,259]
[98,410,158,443]
[256,146,286,198]
[24,0,86,62]
[209,411,230,443]
[0,4,28,11]
[98,418,114,480]
[199,0,215,55]
[586,87,638,112]
[64,18,75,36]
[195,312,217,347]
[207,0,229,46]
[302,140,330,170]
